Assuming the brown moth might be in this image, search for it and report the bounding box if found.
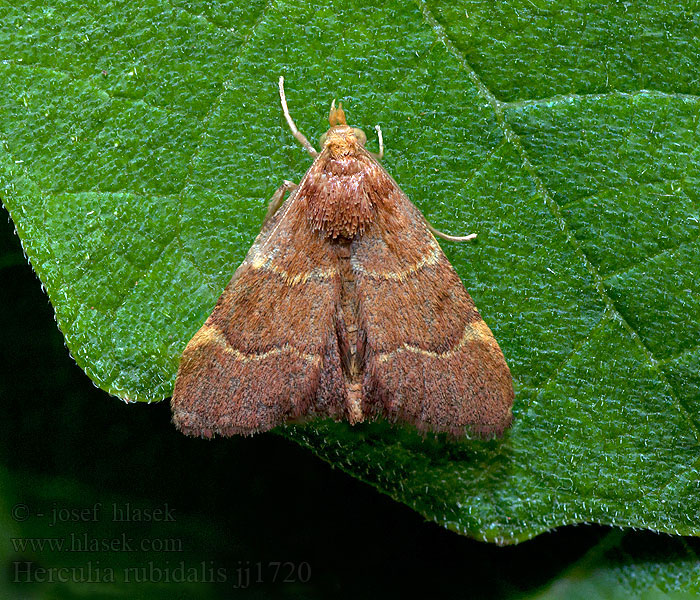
[171,77,514,438]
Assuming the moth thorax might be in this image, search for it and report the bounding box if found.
[308,157,376,239]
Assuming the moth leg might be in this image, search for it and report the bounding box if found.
[263,180,298,227]
[278,76,319,158]
[425,220,477,243]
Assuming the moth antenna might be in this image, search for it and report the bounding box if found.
[374,124,384,160]
[426,221,477,242]
[278,76,319,158]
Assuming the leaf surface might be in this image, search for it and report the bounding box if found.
[1,0,699,544]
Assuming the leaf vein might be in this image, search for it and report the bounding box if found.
[504,89,700,110]
[559,177,690,211]
[603,229,700,282]
[658,344,700,367]
[174,0,279,283]
[1,60,195,120]
[169,2,239,35]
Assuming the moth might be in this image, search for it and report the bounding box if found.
[171,77,514,438]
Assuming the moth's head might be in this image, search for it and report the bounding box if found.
[319,101,367,158]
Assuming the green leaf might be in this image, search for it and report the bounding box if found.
[530,531,700,600]
[1,0,699,549]
[3,215,700,598]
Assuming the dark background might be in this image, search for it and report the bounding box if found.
[0,205,678,599]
